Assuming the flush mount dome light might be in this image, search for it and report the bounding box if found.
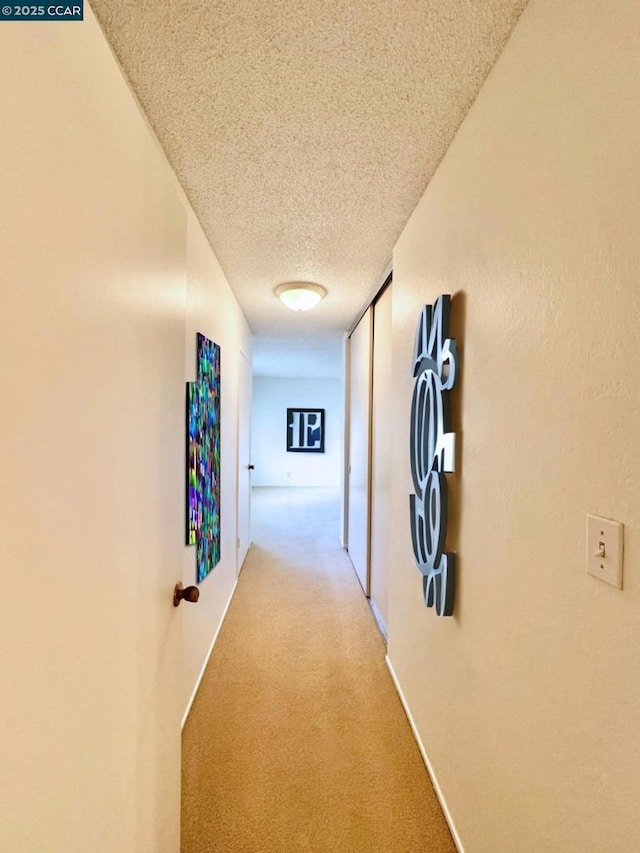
[275,282,326,312]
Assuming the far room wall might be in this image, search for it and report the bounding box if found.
[252,377,343,487]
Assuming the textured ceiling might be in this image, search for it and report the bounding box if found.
[91,0,527,338]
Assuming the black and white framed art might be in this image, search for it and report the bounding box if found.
[286,408,325,453]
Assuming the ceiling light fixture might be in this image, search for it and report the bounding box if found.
[275,282,326,312]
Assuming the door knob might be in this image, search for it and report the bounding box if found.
[248,464,255,470]
[173,582,200,607]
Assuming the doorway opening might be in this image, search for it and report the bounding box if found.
[248,334,346,549]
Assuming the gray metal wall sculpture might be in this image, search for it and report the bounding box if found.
[409,294,458,617]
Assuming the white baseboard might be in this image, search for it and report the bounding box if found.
[385,655,465,853]
[181,581,238,729]
[368,598,388,642]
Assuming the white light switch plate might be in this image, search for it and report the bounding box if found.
[586,514,623,589]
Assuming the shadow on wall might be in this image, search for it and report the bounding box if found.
[447,289,466,622]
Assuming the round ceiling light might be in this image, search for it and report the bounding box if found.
[275,282,327,312]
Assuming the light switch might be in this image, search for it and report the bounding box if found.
[586,514,623,589]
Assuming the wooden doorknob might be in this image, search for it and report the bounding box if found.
[173,582,200,607]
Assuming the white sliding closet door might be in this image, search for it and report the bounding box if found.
[369,284,393,635]
[347,308,373,594]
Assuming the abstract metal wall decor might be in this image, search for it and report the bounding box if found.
[409,294,458,617]
[186,333,221,583]
[286,408,325,453]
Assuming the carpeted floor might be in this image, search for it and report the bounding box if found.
[182,487,455,853]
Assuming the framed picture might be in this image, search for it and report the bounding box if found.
[286,408,325,453]
[186,333,221,583]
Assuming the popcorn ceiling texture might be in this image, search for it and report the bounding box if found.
[91,0,527,336]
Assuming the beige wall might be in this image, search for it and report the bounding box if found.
[0,7,250,851]
[387,1,640,851]
[182,212,251,718]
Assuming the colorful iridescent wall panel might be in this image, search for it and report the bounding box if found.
[186,333,221,583]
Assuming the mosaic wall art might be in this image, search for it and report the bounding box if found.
[186,333,221,583]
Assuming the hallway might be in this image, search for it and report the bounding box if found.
[181,488,455,852]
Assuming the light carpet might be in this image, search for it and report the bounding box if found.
[182,487,455,852]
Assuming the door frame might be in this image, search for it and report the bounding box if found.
[236,350,252,576]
